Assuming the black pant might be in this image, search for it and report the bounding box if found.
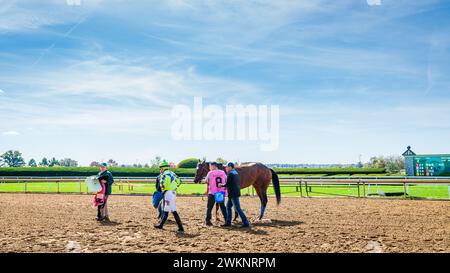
[206,194,227,222]
[97,195,108,219]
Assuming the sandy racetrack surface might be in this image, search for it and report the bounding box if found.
[0,193,449,253]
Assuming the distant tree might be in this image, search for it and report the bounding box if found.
[1,150,25,167]
[28,159,37,167]
[59,158,78,167]
[150,156,162,168]
[216,157,227,165]
[107,159,118,167]
[144,163,149,168]
[48,157,59,167]
[40,157,49,167]
[90,161,100,167]
[365,156,404,174]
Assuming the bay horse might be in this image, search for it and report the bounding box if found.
[194,160,281,220]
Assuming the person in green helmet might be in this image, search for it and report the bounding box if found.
[154,160,184,233]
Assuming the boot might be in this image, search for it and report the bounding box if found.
[172,211,184,232]
[154,212,168,229]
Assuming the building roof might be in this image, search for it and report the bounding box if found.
[402,146,450,157]
[402,146,416,156]
[412,154,450,158]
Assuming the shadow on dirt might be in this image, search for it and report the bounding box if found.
[176,232,201,239]
[99,221,121,226]
[245,229,268,235]
[251,219,304,227]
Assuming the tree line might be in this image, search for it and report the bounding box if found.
[0,151,228,170]
[0,149,404,173]
[0,150,78,168]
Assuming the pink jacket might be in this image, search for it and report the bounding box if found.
[207,170,227,195]
[92,181,106,207]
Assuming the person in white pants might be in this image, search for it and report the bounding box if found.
[154,160,184,233]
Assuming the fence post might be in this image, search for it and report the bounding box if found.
[57,181,60,194]
[357,181,360,197]
[299,179,303,197]
[79,181,82,194]
[24,180,27,193]
[363,181,366,197]
[305,181,309,197]
[403,182,407,198]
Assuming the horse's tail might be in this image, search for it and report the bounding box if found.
[270,169,281,205]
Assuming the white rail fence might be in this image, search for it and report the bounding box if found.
[0,176,449,199]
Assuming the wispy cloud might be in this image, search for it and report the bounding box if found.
[2,131,20,136]
[1,0,450,164]
[0,53,264,136]
[0,0,101,32]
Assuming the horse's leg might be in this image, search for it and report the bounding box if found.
[254,184,268,220]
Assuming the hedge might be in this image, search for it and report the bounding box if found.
[0,167,196,177]
[177,158,200,168]
[0,167,385,177]
[272,167,386,176]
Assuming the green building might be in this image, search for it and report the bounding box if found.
[403,146,450,176]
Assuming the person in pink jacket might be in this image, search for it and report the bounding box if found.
[93,180,107,221]
[204,162,228,226]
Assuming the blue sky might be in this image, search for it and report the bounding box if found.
[1,0,450,166]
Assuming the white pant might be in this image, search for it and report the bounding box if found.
[163,190,177,212]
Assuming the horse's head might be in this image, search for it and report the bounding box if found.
[194,159,210,183]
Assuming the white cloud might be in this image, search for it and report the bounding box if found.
[0,89,4,94]
[0,0,102,32]
[2,131,20,136]
[0,54,264,135]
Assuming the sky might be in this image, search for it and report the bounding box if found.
[1,0,450,166]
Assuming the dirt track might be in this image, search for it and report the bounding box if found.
[0,193,449,253]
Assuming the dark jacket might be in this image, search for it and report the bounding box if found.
[155,176,162,192]
[98,170,114,195]
[225,169,241,198]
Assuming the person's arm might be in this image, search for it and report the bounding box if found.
[219,171,227,187]
[225,173,233,191]
[160,173,166,191]
[204,172,211,194]
[98,172,108,182]
[204,172,211,184]
[107,172,114,186]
